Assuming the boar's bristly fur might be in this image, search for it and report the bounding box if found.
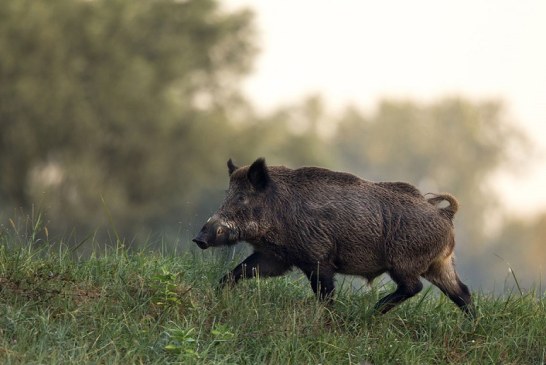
[192,158,474,317]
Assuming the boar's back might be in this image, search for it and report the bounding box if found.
[376,181,422,198]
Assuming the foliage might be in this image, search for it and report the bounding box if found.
[0,235,545,364]
[0,0,256,238]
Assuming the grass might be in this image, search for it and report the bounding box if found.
[0,229,545,364]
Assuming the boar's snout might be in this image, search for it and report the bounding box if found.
[192,218,232,249]
[192,230,210,249]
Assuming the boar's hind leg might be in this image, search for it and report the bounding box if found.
[373,273,423,314]
[219,252,292,288]
[423,256,475,317]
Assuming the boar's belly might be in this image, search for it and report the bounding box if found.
[333,242,386,279]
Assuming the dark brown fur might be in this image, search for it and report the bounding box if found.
[193,158,474,316]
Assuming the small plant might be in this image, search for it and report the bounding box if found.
[210,323,235,342]
[151,266,189,307]
[164,323,235,359]
[164,327,199,358]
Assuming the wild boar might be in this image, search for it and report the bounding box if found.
[193,158,474,316]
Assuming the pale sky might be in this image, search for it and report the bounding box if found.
[225,0,546,218]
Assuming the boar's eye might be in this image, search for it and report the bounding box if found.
[236,194,247,204]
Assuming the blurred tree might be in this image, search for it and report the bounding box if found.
[0,0,255,239]
[483,213,546,289]
[333,98,527,246]
[241,95,336,168]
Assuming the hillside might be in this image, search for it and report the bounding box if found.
[0,241,545,364]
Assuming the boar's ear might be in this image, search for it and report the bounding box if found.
[227,158,239,176]
[247,158,269,191]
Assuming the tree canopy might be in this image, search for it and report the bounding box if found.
[0,0,256,236]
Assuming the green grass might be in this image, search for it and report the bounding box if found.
[1,236,545,364]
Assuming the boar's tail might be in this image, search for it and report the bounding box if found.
[426,193,459,220]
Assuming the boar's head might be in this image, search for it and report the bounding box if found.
[193,158,272,249]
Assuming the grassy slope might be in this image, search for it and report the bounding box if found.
[0,242,545,365]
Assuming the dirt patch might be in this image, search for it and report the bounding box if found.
[0,275,102,305]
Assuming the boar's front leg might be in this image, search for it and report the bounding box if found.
[303,266,335,301]
[219,252,292,288]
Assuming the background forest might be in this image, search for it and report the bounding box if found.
[0,0,544,292]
